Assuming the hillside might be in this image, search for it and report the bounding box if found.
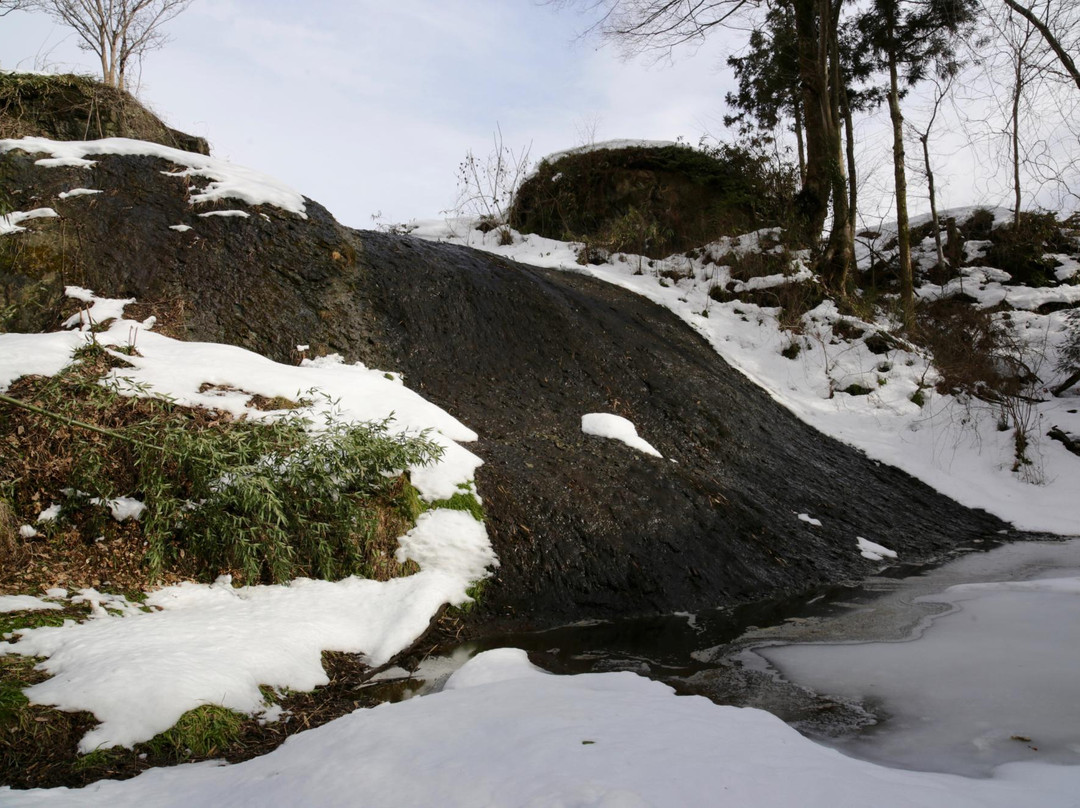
[0,82,1078,798]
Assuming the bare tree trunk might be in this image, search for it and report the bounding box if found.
[921,134,945,270]
[840,82,858,236]
[793,100,807,184]
[792,0,833,244]
[887,47,914,329]
[1012,50,1023,225]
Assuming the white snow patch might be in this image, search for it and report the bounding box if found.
[0,137,307,218]
[62,286,135,330]
[58,188,102,199]
[395,509,497,582]
[0,207,58,235]
[857,536,898,561]
[18,525,37,539]
[198,209,250,219]
[169,224,192,232]
[797,513,822,527]
[581,413,662,458]
[0,595,62,614]
[100,497,145,523]
[36,504,61,523]
[3,648,1078,807]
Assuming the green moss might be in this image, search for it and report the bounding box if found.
[143,705,246,761]
[0,608,74,638]
[426,491,485,522]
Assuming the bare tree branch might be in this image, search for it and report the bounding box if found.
[1000,0,1080,91]
[24,0,192,89]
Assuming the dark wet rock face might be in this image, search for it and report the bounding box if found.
[1,149,380,364]
[0,73,209,155]
[1,150,1010,631]
[356,233,1007,627]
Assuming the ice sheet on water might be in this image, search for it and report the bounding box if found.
[757,556,1080,776]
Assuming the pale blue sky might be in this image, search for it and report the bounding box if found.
[0,1,742,227]
[2,2,1072,228]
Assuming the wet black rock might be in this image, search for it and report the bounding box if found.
[1,147,1012,632]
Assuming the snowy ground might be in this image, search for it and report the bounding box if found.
[410,215,1080,535]
[4,648,1079,807]
[0,288,494,752]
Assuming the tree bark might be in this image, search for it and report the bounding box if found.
[817,0,854,294]
[921,134,945,270]
[1012,49,1023,225]
[888,46,914,330]
[840,81,858,236]
[793,97,807,184]
[792,0,832,243]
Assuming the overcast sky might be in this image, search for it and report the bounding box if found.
[0,1,752,227]
[1,1,1073,229]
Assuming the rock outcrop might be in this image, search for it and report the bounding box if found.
[1,140,1013,632]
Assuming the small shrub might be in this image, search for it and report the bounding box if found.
[983,213,1077,287]
[781,341,801,360]
[843,384,873,396]
[721,247,794,282]
[961,208,996,240]
[1,364,444,587]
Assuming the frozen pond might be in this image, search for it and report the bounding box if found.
[457,538,1080,780]
[750,539,1080,776]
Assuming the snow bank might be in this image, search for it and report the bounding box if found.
[4,648,1077,807]
[0,595,62,614]
[0,137,307,218]
[0,290,494,751]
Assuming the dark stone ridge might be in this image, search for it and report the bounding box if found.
[1,147,1012,632]
[1,73,209,155]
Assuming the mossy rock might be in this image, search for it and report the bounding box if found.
[0,72,208,155]
[509,143,796,259]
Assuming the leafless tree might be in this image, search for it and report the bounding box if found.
[0,1,33,16]
[29,0,193,90]
[907,74,954,271]
[999,0,1080,91]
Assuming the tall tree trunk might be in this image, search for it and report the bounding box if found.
[840,82,858,236]
[1011,50,1023,225]
[888,48,914,330]
[817,0,854,295]
[793,99,807,184]
[792,0,832,244]
[921,134,945,270]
